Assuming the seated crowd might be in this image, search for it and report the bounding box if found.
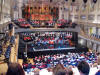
[5,46,11,60]
[14,18,77,28]
[20,32,74,51]
[29,20,40,27]
[21,52,100,75]
[46,21,55,27]
[5,52,100,75]
[14,19,30,28]
[0,24,14,57]
[0,34,10,57]
[57,19,77,28]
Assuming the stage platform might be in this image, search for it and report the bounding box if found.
[33,47,75,52]
[18,45,88,58]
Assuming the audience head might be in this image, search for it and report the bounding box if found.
[54,70,67,75]
[53,63,69,75]
[67,67,73,75]
[77,61,90,75]
[53,63,65,73]
[39,69,50,75]
[34,68,40,75]
[6,63,25,75]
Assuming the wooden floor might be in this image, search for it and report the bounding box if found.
[0,63,8,74]
[0,28,20,74]
[9,35,19,63]
[18,58,34,66]
[18,59,23,66]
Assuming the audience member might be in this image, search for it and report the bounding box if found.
[6,63,25,75]
[54,70,68,75]
[67,67,73,75]
[77,61,90,75]
[53,63,67,75]
[22,52,99,75]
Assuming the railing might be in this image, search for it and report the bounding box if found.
[79,27,100,44]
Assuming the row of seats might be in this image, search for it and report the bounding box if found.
[0,45,2,55]
[4,35,15,61]
[5,46,11,59]
[10,36,15,46]
[14,19,30,28]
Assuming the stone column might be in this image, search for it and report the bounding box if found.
[87,41,92,49]
[98,28,100,35]
[0,0,4,23]
[96,27,99,35]
[17,0,23,18]
[92,43,97,52]
[59,4,62,19]
[92,27,96,34]
[64,2,69,20]
[97,45,100,53]
[84,26,88,35]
